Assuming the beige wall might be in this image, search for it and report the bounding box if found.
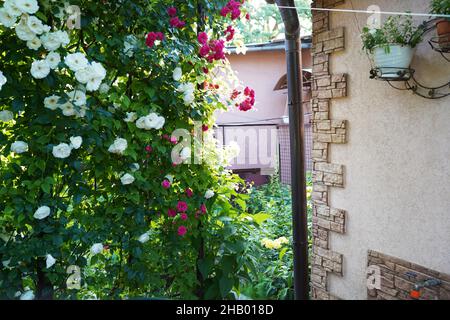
[327,0,450,299]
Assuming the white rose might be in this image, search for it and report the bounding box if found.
[74,105,88,119]
[120,173,135,185]
[15,0,39,14]
[138,232,150,244]
[33,206,51,220]
[180,147,191,161]
[65,53,89,72]
[108,138,128,155]
[90,243,103,255]
[0,71,7,91]
[40,32,61,51]
[99,83,110,94]
[124,112,137,123]
[178,82,195,95]
[136,114,165,130]
[86,78,102,92]
[60,102,76,116]
[0,110,14,122]
[46,52,61,69]
[4,0,22,17]
[75,67,90,84]
[69,136,82,149]
[46,254,56,269]
[26,16,46,35]
[91,62,107,79]
[55,30,70,47]
[52,143,72,159]
[20,290,35,301]
[235,40,248,55]
[135,116,148,129]
[31,60,50,79]
[15,22,35,41]
[173,67,182,81]
[11,141,28,154]
[225,141,240,160]
[148,113,165,130]
[130,163,140,172]
[67,90,86,107]
[183,92,195,106]
[84,62,106,92]
[205,189,215,199]
[0,8,17,28]
[43,95,60,110]
[26,37,41,50]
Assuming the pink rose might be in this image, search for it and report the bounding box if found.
[178,226,187,236]
[198,32,208,45]
[167,7,177,17]
[162,180,171,189]
[177,201,188,212]
[168,208,177,217]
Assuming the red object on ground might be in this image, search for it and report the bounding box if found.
[410,290,421,299]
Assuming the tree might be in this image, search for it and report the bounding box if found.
[0,0,257,300]
[237,0,312,44]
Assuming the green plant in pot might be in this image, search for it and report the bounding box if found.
[361,15,425,79]
[430,0,450,48]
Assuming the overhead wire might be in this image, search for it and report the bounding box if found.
[263,4,450,19]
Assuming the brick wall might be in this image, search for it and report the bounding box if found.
[310,0,348,300]
[367,251,450,300]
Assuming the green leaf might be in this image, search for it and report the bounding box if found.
[279,247,288,261]
[219,276,234,298]
[197,257,213,279]
[251,213,272,225]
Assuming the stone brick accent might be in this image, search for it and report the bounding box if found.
[367,251,450,300]
[313,204,346,234]
[311,0,348,300]
[313,162,344,187]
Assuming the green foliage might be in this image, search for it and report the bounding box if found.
[234,175,312,300]
[431,0,450,15]
[361,15,425,52]
[236,0,311,44]
[0,0,258,300]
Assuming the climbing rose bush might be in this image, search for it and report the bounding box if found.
[0,0,257,300]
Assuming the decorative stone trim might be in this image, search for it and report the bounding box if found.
[311,0,348,300]
[313,204,346,234]
[367,251,450,300]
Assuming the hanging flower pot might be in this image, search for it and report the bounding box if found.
[430,0,450,48]
[436,19,450,48]
[372,45,414,79]
[361,15,424,80]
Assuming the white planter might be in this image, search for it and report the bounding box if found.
[373,44,414,79]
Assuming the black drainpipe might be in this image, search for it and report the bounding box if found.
[266,0,309,300]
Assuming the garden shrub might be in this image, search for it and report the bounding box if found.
[237,175,312,300]
[0,0,257,300]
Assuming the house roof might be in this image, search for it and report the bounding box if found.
[227,36,312,54]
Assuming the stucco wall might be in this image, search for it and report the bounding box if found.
[327,0,450,299]
[216,50,288,125]
[217,48,312,125]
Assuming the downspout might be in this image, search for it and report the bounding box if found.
[266,0,309,300]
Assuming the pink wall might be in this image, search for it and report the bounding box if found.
[216,48,312,125]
